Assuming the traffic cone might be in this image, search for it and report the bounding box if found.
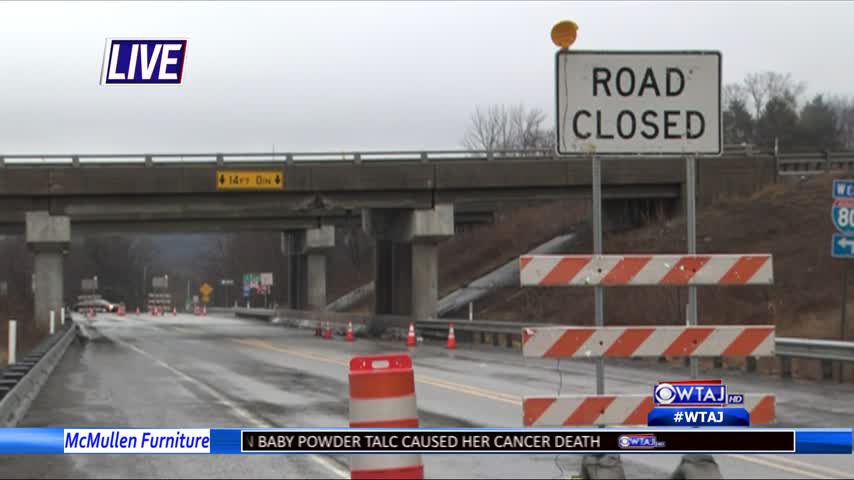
[315,321,322,337]
[406,322,416,347]
[202,306,207,316]
[324,321,332,339]
[173,306,177,316]
[447,323,456,350]
[136,307,140,315]
[346,320,354,342]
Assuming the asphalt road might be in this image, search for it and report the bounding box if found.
[3,312,853,479]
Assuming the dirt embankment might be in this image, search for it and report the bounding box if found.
[477,174,851,342]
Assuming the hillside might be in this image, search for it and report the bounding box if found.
[476,174,849,342]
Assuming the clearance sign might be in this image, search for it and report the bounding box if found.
[556,50,721,156]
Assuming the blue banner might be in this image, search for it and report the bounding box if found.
[0,428,848,454]
[647,407,749,427]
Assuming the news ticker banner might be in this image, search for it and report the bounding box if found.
[0,428,850,454]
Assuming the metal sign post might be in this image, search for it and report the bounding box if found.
[686,155,699,379]
[591,154,605,394]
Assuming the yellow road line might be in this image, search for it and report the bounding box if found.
[235,338,843,480]
[236,339,521,405]
[725,454,830,479]
[763,454,851,479]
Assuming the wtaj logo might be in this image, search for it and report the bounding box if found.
[617,434,665,450]
[100,39,187,85]
[654,380,744,406]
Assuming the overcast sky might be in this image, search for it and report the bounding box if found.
[1,1,852,154]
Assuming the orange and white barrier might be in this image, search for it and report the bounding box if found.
[349,354,423,479]
[523,393,775,427]
[520,254,773,286]
[522,326,775,358]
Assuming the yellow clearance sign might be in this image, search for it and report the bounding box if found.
[216,170,283,190]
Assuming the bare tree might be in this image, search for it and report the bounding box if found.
[743,72,807,117]
[828,95,854,149]
[722,83,748,110]
[463,104,552,152]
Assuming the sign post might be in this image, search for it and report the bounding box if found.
[686,155,699,379]
[592,153,604,394]
[831,180,854,376]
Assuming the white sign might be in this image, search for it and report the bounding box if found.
[261,273,273,286]
[220,279,235,286]
[556,51,721,155]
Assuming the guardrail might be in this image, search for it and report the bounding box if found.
[221,308,854,380]
[0,144,769,166]
[777,151,854,176]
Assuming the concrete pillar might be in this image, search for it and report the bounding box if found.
[412,242,438,320]
[284,231,306,310]
[374,240,411,316]
[286,226,335,311]
[364,205,453,322]
[306,254,327,310]
[26,212,70,333]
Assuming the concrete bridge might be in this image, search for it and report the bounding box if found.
[0,149,777,332]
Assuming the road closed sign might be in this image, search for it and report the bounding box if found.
[556,51,721,155]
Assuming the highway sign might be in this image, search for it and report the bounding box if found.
[216,170,283,190]
[199,283,213,297]
[261,272,273,286]
[832,234,854,258]
[832,200,854,234]
[833,180,854,199]
[152,276,168,289]
[555,51,721,155]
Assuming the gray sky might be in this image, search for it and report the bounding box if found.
[1,1,852,154]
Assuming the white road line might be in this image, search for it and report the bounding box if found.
[111,337,349,479]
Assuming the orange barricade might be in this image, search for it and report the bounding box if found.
[349,354,423,480]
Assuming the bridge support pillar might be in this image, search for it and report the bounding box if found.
[305,226,335,310]
[364,205,454,328]
[26,212,70,334]
[284,226,335,311]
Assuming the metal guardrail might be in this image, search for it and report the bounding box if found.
[222,307,854,367]
[777,151,854,176]
[775,337,854,363]
[0,144,770,166]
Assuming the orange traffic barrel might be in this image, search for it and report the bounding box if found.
[349,354,423,479]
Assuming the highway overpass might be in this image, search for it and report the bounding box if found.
[2,149,776,333]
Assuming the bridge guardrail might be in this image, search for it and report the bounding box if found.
[777,151,854,176]
[220,307,854,379]
[0,144,772,166]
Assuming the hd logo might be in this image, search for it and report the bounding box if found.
[100,39,187,85]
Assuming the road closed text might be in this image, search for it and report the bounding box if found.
[556,52,721,154]
[572,67,706,141]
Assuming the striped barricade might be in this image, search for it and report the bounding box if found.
[349,354,423,480]
[522,326,775,359]
[520,254,773,286]
[522,394,776,427]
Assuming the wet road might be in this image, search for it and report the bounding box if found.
[4,312,853,479]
